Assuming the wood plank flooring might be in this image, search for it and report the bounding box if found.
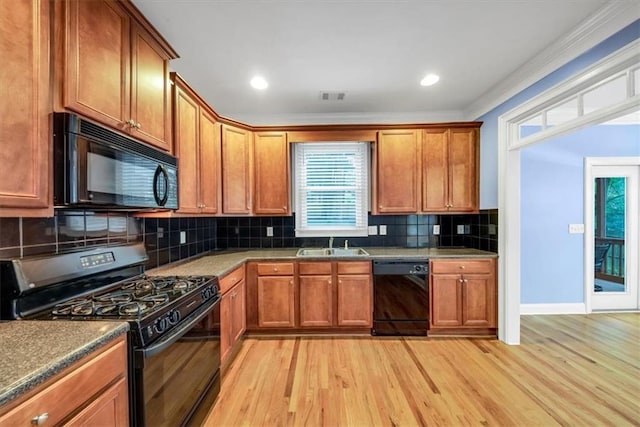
[203,313,640,426]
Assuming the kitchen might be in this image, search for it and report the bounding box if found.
[0,0,639,426]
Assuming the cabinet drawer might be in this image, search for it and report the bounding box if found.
[220,265,245,294]
[337,261,371,274]
[0,336,127,426]
[257,262,294,276]
[298,262,332,275]
[430,259,494,274]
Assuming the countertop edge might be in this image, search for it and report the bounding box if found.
[0,322,129,408]
[150,248,498,278]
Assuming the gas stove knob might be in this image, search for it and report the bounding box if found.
[202,286,215,300]
[414,265,422,272]
[154,317,167,334]
[167,309,181,325]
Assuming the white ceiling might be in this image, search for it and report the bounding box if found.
[133,0,623,126]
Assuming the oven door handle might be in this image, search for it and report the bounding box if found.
[138,295,221,359]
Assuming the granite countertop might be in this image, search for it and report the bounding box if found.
[0,321,129,408]
[150,247,497,278]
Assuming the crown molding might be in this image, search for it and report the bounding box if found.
[464,1,640,121]
[227,110,465,126]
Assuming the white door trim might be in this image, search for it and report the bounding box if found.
[585,159,640,312]
[498,40,640,345]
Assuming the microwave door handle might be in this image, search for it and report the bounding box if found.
[153,165,169,206]
[139,295,221,359]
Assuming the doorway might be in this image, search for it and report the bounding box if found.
[586,161,639,311]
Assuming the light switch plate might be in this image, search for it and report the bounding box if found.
[569,224,585,234]
[266,226,274,237]
[368,225,378,235]
[488,224,497,235]
[433,225,440,235]
[180,231,186,244]
[379,225,387,235]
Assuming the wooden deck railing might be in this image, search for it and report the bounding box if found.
[595,237,625,284]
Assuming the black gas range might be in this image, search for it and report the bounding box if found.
[0,243,221,426]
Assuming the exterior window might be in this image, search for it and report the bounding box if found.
[294,142,369,237]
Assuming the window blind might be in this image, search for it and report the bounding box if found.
[294,142,369,237]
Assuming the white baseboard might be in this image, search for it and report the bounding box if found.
[520,303,587,315]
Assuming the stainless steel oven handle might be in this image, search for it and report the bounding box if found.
[139,294,221,358]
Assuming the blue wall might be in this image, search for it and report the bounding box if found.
[520,125,640,304]
[477,20,640,209]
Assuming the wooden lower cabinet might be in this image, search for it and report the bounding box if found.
[250,261,372,332]
[429,258,496,333]
[220,266,246,365]
[298,262,333,328]
[0,335,128,426]
[256,262,295,328]
[337,274,372,327]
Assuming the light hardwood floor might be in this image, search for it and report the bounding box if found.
[204,313,639,426]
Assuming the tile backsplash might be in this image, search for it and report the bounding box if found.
[0,209,497,267]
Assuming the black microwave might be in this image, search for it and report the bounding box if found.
[53,113,178,210]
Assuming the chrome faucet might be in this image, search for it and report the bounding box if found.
[344,239,349,249]
[328,236,334,249]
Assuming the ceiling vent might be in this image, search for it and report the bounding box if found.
[319,91,346,101]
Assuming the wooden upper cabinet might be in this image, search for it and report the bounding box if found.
[423,128,478,213]
[129,23,172,150]
[375,130,421,213]
[173,75,220,214]
[0,0,52,216]
[253,132,290,215]
[448,128,478,212]
[199,109,220,214]
[222,124,252,214]
[58,0,176,152]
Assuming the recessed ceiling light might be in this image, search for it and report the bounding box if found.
[420,74,440,87]
[250,76,268,90]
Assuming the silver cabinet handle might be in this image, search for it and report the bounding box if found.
[31,413,49,425]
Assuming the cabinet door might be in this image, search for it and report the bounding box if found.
[299,276,333,327]
[376,130,420,213]
[462,274,496,327]
[422,129,449,212]
[220,291,232,364]
[430,274,463,327]
[65,377,128,426]
[0,0,51,215]
[62,0,131,132]
[199,110,220,214]
[257,276,295,327]
[230,280,247,343]
[449,128,478,212]
[130,24,172,151]
[222,125,252,214]
[254,132,289,215]
[174,85,200,213]
[337,274,372,327]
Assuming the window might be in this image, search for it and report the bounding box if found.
[294,142,369,237]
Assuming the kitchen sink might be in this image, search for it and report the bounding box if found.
[296,248,370,257]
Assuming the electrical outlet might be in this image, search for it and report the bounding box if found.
[457,225,465,234]
[158,227,164,239]
[464,224,471,234]
[180,231,186,244]
[368,225,378,235]
[379,225,387,235]
[266,226,274,237]
[488,224,497,235]
[433,225,440,235]
[569,224,584,234]
[234,226,239,235]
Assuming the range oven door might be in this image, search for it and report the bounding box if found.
[133,296,221,427]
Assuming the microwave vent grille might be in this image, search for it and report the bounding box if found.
[78,120,177,166]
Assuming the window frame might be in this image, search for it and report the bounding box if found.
[293,142,370,238]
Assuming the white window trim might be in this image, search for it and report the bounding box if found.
[293,142,370,238]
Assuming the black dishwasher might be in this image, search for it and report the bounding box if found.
[372,259,430,336]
